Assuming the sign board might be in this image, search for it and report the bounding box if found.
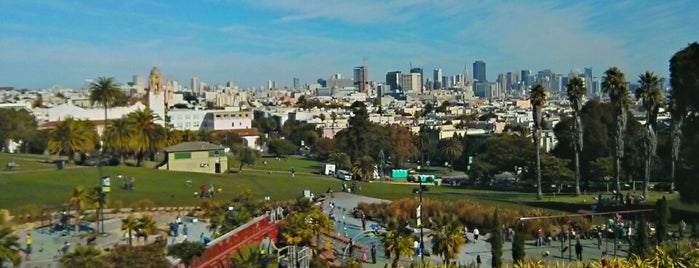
[101,177,111,193]
[391,169,409,179]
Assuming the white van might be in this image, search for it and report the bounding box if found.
[336,170,352,181]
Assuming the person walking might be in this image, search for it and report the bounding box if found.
[597,230,603,250]
[575,238,583,261]
[24,233,32,260]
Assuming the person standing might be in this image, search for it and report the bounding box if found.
[473,228,480,242]
[259,233,278,268]
[597,230,603,250]
[370,243,377,264]
[680,220,687,238]
[575,238,583,261]
[25,233,32,260]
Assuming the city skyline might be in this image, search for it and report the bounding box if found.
[1,0,698,89]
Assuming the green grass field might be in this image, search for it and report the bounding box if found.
[0,153,695,219]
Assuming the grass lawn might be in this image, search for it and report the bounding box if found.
[1,153,696,220]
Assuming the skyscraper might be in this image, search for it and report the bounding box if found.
[293,77,300,90]
[473,60,486,82]
[354,66,369,93]
[521,70,531,89]
[385,71,402,91]
[410,67,424,93]
[433,68,443,90]
[584,67,593,96]
[191,76,199,95]
[401,72,422,93]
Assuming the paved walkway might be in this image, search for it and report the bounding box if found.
[15,212,213,268]
[321,192,629,267]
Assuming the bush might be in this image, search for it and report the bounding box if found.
[111,200,124,213]
[131,199,156,212]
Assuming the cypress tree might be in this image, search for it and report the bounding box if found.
[655,196,670,244]
[630,214,651,259]
[512,225,526,263]
[491,209,503,268]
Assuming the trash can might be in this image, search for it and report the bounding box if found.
[56,160,65,170]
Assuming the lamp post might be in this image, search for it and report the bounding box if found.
[419,178,424,263]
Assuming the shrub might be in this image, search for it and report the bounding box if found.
[131,199,156,212]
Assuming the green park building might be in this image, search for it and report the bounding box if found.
[162,142,227,174]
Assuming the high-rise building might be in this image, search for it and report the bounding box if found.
[354,66,369,93]
[267,80,276,90]
[293,77,300,90]
[191,77,200,95]
[385,71,402,91]
[473,60,486,82]
[410,67,424,93]
[497,73,506,96]
[433,68,443,90]
[584,67,593,96]
[401,72,422,93]
[133,75,145,88]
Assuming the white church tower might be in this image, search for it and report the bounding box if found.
[147,67,167,126]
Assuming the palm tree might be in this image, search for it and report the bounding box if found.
[60,245,108,268]
[162,126,183,147]
[102,117,135,164]
[89,77,124,160]
[48,117,99,163]
[127,108,162,166]
[70,186,89,234]
[137,215,158,244]
[167,241,207,268]
[121,215,139,246]
[566,77,586,196]
[667,94,685,192]
[430,214,465,264]
[86,187,104,234]
[0,225,21,267]
[351,155,376,181]
[602,67,631,194]
[306,208,334,247]
[530,84,547,200]
[382,219,414,267]
[636,72,663,198]
[438,137,463,171]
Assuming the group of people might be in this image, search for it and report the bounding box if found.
[117,173,136,190]
[196,184,219,198]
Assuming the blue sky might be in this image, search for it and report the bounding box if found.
[1,0,698,89]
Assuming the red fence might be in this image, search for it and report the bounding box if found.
[186,214,282,268]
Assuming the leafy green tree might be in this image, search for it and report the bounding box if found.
[167,241,207,268]
[306,208,334,247]
[512,225,525,263]
[470,134,533,184]
[430,214,465,264]
[127,108,162,166]
[566,76,586,196]
[382,219,414,268]
[48,117,99,163]
[530,84,547,200]
[669,43,699,198]
[312,137,335,160]
[266,138,298,157]
[636,72,663,198]
[252,117,278,134]
[60,245,109,268]
[655,196,670,244]
[236,147,260,171]
[70,186,89,234]
[630,214,651,259]
[0,225,20,267]
[602,67,631,194]
[0,109,37,152]
[490,209,503,268]
[105,241,169,267]
[328,152,352,170]
[89,77,125,157]
[385,124,418,168]
[589,157,613,181]
[335,102,388,161]
[121,215,139,246]
[439,137,463,171]
[351,155,376,181]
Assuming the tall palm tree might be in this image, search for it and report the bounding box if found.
[382,219,414,268]
[48,117,99,163]
[162,126,183,148]
[438,137,463,171]
[89,77,124,157]
[530,84,547,200]
[566,77,586,196]
[430,214,465,264]
[86,187,104,234]
[0,225,21,267]
[137,215,157,244]
[102,117,135,164]
[602,67,631,194]
[70,186,89,234]
[121,215,139,246]
[636,72,663,198]
[60,245,107,268]
[127,108,162,166]
[351,155,376,181]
